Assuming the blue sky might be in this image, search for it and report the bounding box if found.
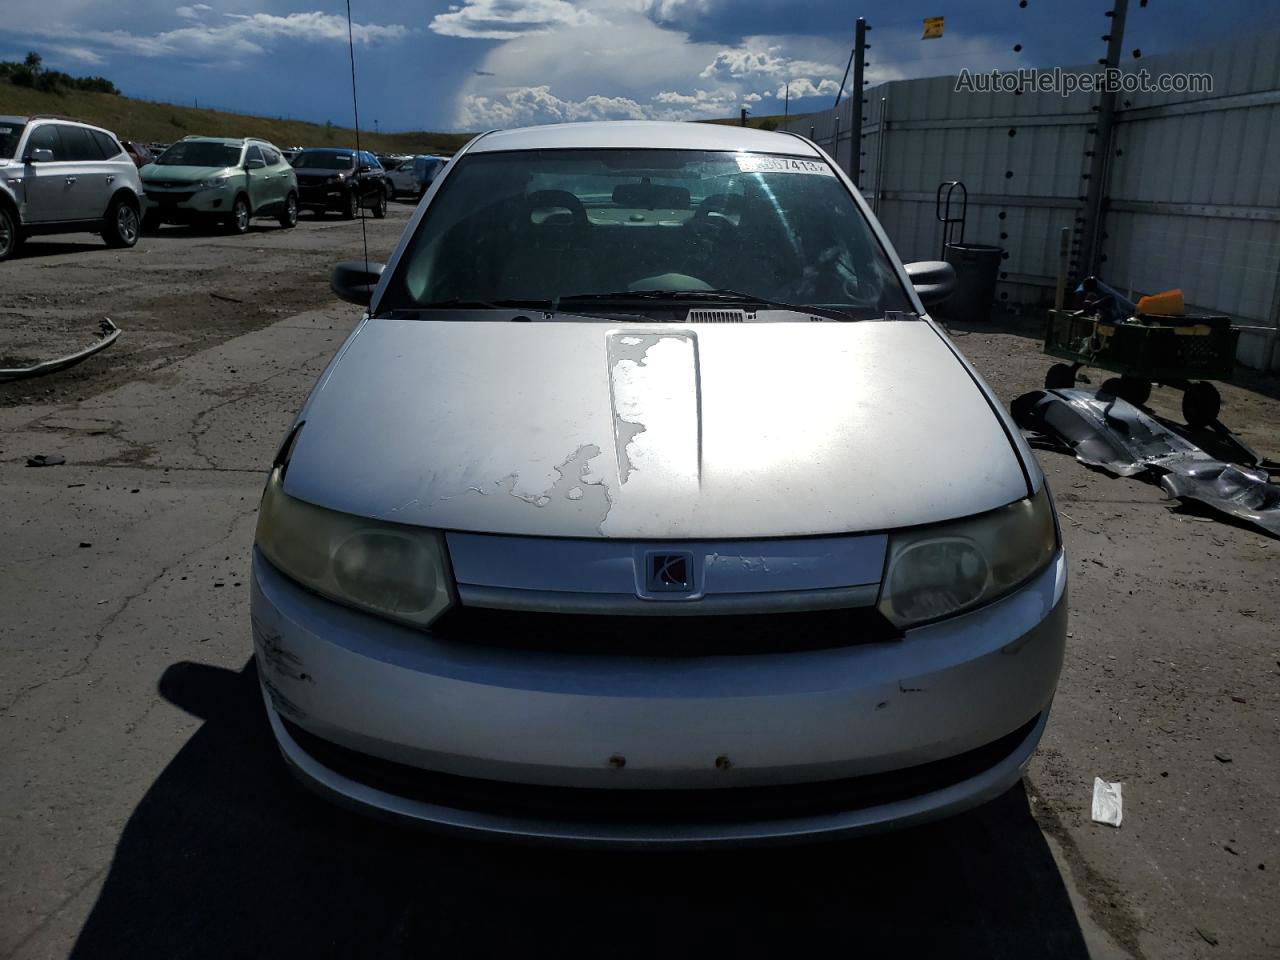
[0,1,1264,132]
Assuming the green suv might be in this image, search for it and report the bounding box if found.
[140,136,298,234]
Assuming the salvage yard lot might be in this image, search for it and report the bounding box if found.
[1,210,1277,959]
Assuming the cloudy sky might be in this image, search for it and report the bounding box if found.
[0,0,1261,132]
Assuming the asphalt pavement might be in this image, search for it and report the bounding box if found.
[1,208,1276,959]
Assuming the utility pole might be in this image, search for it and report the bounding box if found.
[784,81,790,119]
[740,107,749,127]
[850,18,867,188]
[1078,0,1129,280]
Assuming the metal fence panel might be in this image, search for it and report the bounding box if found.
[781,30,1280,369]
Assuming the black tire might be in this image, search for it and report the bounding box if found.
[342,190,357,220]
[371,191,387,220]
[1118,375,1152,406]
[141,211,162,234]
[0,204,20,262]
[278,192,298,229]
[102,196,140,249]
[228,195,251,235]
[1044,363,1076,390]
[1182,381,1221,427]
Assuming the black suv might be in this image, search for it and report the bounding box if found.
[292,148,387,219]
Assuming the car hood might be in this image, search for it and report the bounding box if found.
[293,167,351,177]
[283,318,1032,539]
[140,164,232,182]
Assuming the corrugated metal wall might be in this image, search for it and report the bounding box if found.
[783,30,1280,370]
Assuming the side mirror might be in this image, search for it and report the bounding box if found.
[27,147,54,163]
[245,158,266,170]
[331,260,385,306]
[904,261,955,309]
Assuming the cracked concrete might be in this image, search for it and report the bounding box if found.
[0,298,360,959]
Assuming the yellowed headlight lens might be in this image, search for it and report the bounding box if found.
[255,469,453,629]
[878,484,1058,629]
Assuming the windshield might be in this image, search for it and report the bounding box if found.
[0,122,27,160]
[156,141,242,167]
[295,150,355,170]
[381,148,911,319]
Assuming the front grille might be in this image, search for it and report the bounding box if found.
[429,603,900,656]
[145,190,195,204]
[283,714,1041,825]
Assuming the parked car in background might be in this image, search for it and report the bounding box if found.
[386,154,447,200]
[292,148,387,219]
[139,136,298,234]
[281,146,302,165]
[375,153,406,172]
[148,142,171,156]
[253,121,1067,845]
[0,114,143,262]
[121,140,152,169]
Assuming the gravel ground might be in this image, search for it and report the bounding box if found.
[0,208,409,407]
[1,214,1277,959]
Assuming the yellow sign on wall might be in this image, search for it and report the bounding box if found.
[923,17,945,39]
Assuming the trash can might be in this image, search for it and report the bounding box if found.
[943,242,1003,322]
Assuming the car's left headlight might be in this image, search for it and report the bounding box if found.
[198,176,232,190]
[255,468,454,629]
[877,484,1058,630]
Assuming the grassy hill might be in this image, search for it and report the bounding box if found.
[0,83,804,156]
[0,83,472,155]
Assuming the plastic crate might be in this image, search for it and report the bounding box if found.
[1044,310,1237,383]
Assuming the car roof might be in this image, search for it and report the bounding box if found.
[468,121,820,157]
[1,115,25,124]
[180,136,246,146]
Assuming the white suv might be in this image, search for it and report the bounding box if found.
[0,115,144,262]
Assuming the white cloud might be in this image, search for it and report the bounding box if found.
[776,77,839,100]
[15,11,408,61]
[643,0,716,27]
[699,45,840,82]
[458,85,651,127]
[175,3,211,19]
[742,92,761,103]
[430,0,598,40]
[42,43,106,64]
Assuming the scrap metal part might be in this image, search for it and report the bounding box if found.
[0,318,121,383]
[1012,388,1280,538]
[1161,463,1280,537]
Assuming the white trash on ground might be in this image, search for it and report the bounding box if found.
[1091,777,1124,827]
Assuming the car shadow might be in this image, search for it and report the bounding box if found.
[147,223,281,239]
[70,660,1091,959]
[12,238,108,259]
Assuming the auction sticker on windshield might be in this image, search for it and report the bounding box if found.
[735,155,835,176]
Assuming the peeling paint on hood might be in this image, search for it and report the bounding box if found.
[282,317,1027,539]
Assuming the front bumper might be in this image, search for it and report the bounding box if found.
[297,183,346,209]
[251,547,1068,845]
[143,187,230,219]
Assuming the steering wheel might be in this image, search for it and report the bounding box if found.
[689,193,740,237]
[525,190,589,229]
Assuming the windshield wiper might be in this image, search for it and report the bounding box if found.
[406,298,653,323]
[556,289,857,322]
[415,297,552,310]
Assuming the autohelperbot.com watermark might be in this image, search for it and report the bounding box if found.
[955,66,1213,97]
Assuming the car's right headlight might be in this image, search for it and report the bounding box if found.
[198,176,231,190]
[255,467,454,629]
[877,484,1059,630]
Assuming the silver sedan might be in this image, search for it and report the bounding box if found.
[250,120,1067,845]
